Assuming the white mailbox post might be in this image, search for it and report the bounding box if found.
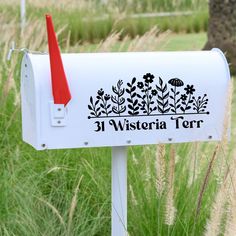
[20,15,231,236]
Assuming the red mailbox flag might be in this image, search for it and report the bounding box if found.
[46,14,71,106]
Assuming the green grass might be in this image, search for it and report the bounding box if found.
[0,3,208,44]
[80,32,207,52]
[1,0,208,13]
[157,33,207,51]
[49,11,208,44]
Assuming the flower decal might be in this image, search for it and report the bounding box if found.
[180,85,195,113]
[95,89,112,116]
[137,73,157,115]
[181,94,187,101]
[168,78,184,87]
[137,82,144,89]
[104,94,110,101]
[151,90,157,96]
[184,85,195,95]
[143,73,154,83]
[168,78,184,113]
[88,74,209,118]
[97,89,104,96]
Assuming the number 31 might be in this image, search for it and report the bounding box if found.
[94,121,105,132]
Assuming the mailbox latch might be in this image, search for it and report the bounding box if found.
[50,102,67,127]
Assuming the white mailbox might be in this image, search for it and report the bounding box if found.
[21,49,231,150]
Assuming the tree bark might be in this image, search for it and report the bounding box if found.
[204,0,236,74]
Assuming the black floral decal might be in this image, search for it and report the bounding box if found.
[88,73,209,118]
[137,73,157,115]
[156,77,170,114]
[126,77,139,116]
[181,94,187,101]
[143,73,154,83]
[111,80,126,116]
[193,94,209,113]
[180,85,195,113]
[137,82,144,89]
[95,89,112,116]
[184,85,195,95]
[168,78,184,113]
[88,96,101,118]
[97,89,104,96]
[151,89,158,96]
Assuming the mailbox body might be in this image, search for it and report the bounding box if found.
[21,49,230,150]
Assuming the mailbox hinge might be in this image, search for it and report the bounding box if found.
[50,102,67,127]
[7,41,47,61]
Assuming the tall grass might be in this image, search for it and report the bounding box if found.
[0,5,236,236]
[0,1,208,44]
[1,0,208,12]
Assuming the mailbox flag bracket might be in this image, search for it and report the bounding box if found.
[46,14,71,107]
[50,102,67,127]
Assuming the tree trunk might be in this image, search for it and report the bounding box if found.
[204,0,236,74]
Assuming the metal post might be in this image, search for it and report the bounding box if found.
[20,0,26,31]
[112,146,127,236]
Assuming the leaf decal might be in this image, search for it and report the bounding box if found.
[88,96,101,118]
[111,80,126,116]
[156,77,170,114]
[126,77,139,116]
